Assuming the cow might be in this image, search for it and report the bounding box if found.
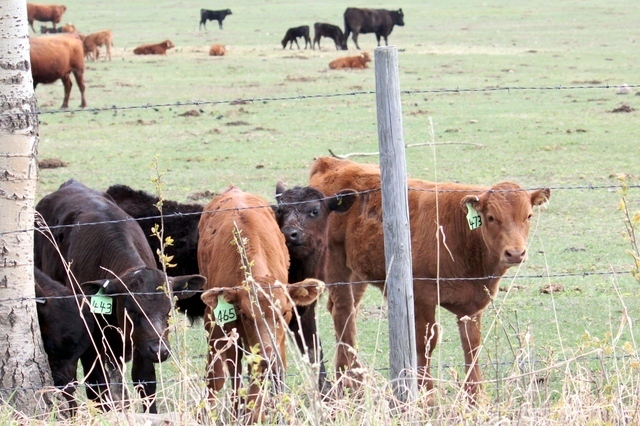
[40,25,62,34]
[34,179,207,413]
[313,22,346,51]
[328,52,371,69]
[30,34,87,108]
[273,182,356,395]
[34,267,95,415]
[208,43,226,56]
[133,40,174,55]
[308,156,551,399]
[281,25,311,50]
[343,7,405,50]
[27,3,67,32]
[198,186,323,422]
[199,8,232,30]
[82,30,113,61]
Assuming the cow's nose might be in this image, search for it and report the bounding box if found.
[283,226,301,244]
[148,341,170,362]
[505,249,526,264]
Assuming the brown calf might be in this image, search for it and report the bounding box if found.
[329,52,371,69]
[30,34,87,108]
[198,186,322,422]
[309,156,551,398]
[133,40,174,55]
[27,3,67,32]
[82,30,113,61]
[208,43,226,56]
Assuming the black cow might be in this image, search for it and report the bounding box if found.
[273,182,356,395]
[35,267,95,415]
[34,179,206,413]
[199,8,232,30]
[343,7,405,49]
[313,22,346,51]
[281,25,311,50]
[105,184,207,320]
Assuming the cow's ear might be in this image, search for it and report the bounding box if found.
[530,188,551,207]
[328,189,357,213]
[201,288,238,308]
[169,274,207,300]
[80,279,113,296]
[275,180,287,197]
[288,278,324,306]
[461,194,483,213]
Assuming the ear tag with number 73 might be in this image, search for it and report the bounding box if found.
[466,202,483,230]
[214,295,237,325]
[90,288,113,315]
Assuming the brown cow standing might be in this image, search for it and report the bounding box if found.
[309,156,551,398]
[82,30,114,61]
[30,34,87,108]
[329,52,371,69]
[27,3,67,32]
[133,40,174,55]
[198,186,322,422]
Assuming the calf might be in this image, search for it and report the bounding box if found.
[309,156,551,398]
[199,8,232,30]
[40,25,62,34]
[274,182,356,394]
[198,187,322,422]
[343,7,405,49]
[27,3,67,32]
[133,40,174,55]
[34,179,206,413]
[82,30,113,61]
[281,25,311,50]
[313,22,346,51]
[30,34,87,108]
[35,267,95,415]
[329,52,371,69]
[209,43,226,56]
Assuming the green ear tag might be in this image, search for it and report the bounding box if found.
[90,288,113,315]
[466,202,482,230]
[214,295,237,325]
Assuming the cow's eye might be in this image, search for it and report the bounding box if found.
[310,209,319,217]
[487,215,495,223]
[527,214,533,221]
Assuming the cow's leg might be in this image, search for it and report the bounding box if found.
[132,350,157,413]
[328,284,361,376]
[218,20,223,30]
[72,70,87,108]
[60,74,72,109]
[384,36,389,46]
[376,34,382,46]
[80,347,110,410]
[352,31,361,50]
[294,39,300,50]
[415,304,437,397]
[457,312,483,399]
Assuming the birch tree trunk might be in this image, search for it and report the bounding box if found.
[0,0,53,417]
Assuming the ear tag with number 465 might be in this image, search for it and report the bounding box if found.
[90,288,113,315]
[214,295,237,325]
[466,202,483,230]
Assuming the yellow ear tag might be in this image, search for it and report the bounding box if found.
[214,295,237,325]
[90,288,113,315]
[466,203,482,230]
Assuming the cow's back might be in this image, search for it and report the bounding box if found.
[30,35,84,83]
[198,187,289,290]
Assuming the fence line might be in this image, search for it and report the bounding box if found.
[0,83,638,118]
[0,183,637,238]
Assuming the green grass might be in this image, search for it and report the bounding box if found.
[24,0,640,421]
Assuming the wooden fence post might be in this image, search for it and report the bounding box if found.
[374,46,418,403]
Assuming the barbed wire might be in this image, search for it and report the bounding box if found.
[1,183,637,239]
[1,83,638,118]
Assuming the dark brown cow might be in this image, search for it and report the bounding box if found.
[281,25,311,50]
[35,267,95,415]
[343,7,405,49]
[313,22,346,51]
[27,3,67,32]
[309,156,551,398]
[34,179,206,413]
[30,34,87,108]
[273,182,356,394]
[133,40,174,55]
[198,186,322,422]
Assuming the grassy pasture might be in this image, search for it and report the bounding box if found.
[22,0,640,422]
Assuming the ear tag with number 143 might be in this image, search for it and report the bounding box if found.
[466,202,482,230]
[214,295,237,325]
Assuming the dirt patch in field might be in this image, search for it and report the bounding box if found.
[188,190,217,201]
[610,103,635,113]
[134,119,156,125]
[39,158,67,169]
[179,109,201,117]
[285,75,316,83]
[226,120,250,126]
[572,80,603,85]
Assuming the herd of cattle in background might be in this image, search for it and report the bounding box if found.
[26,3,405,109]
[33,153,550,419]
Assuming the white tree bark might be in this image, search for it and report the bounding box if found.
[0,0,53,417]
